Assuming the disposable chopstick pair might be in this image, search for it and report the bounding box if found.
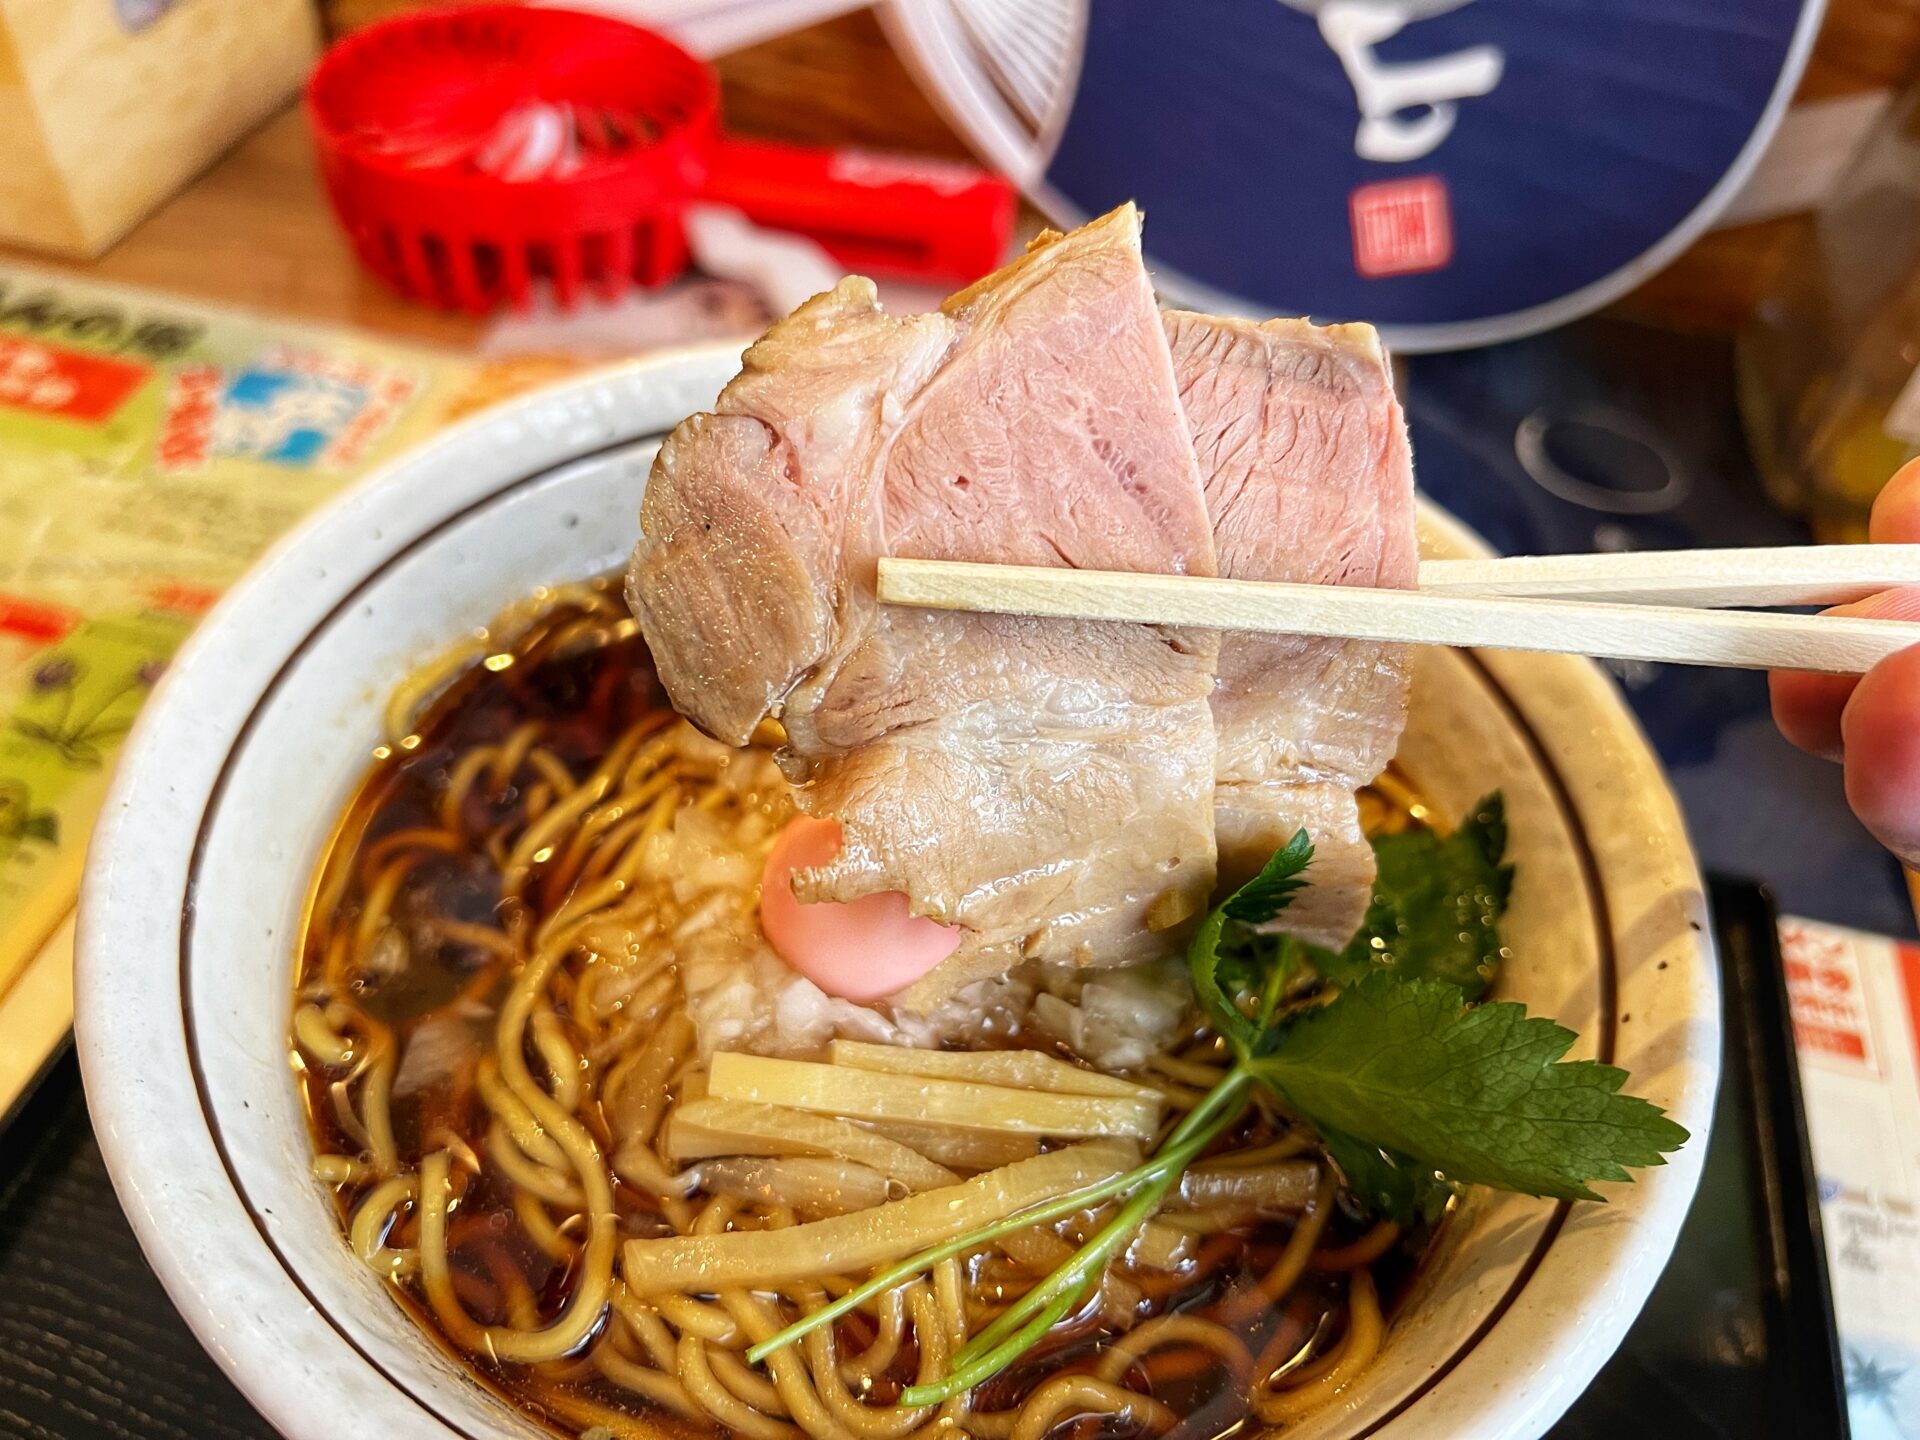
[875,546,1920,676]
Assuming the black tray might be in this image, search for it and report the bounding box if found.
[1549,878,1849,1438]
[0,880,1847,1439]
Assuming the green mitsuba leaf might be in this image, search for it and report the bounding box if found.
[1318,1128,1455,1227]
[1188,828,1313,1057]
[1187,904,1258,1058]
[1249,975,1689,1202]
[1222,828,1314,924]
[1311,793,1513,999]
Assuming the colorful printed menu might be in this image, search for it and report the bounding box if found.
[0,267,479,1111]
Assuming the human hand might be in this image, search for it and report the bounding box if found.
[1770,459,1920,866]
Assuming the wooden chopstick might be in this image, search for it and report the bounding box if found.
[876,558,1920,675]
[1419,545,1920,608]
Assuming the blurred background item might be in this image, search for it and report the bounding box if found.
[523,0,1826,350]
[0,0,317,258]
[1740,80,1920,541]
[887,0,1827,350]
[315,0,1920,353]
[308,4,1015,311]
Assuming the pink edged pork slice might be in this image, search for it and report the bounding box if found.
[1165,312,1418,949]
[629,205,1222,1004]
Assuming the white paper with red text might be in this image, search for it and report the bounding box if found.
[1784,915,1920,1438]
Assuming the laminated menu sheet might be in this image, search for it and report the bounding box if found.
[1785,916,1920,1439]
[0,267,481,1116]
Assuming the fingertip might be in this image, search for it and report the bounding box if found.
[1830,585,1920,625]
[1841,645,1920,866]
[1869,458,1920,544]
[1770,667,1854,762]
[1772,588,1920,760]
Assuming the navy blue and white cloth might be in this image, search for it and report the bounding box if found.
[1033,0,1818,347]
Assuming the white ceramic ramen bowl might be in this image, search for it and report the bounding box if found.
[76,346,1718,1440]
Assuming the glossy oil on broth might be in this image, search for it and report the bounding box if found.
[294,580,1442,1440]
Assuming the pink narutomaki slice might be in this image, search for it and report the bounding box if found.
[759,816,961,1001]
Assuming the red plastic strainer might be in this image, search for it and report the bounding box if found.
[308,5,1017,312]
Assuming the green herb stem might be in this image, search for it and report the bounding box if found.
[907,1079,1249,1403]
[963,1069,1252,1365]
[1160,1064,1253,1149]
[1255,936,1298,1029]
[744,1071,1250,1370]
[744,1183,1117,1366]
[900,1285,1084,1408]
[950,1153,1176,1365]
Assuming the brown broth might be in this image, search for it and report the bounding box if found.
[295,581,1442,1440]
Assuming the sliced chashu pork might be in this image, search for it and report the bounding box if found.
[1165,311,1417,948]
[629,206,1222,1002]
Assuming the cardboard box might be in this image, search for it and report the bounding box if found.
[0,0,319,258]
